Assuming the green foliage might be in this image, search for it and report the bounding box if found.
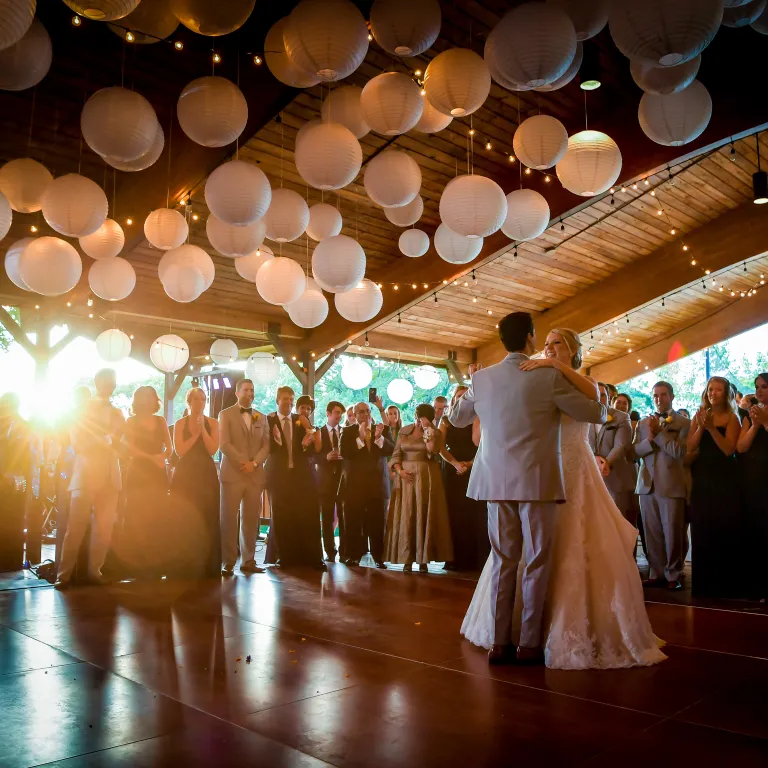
[0,306,20,353]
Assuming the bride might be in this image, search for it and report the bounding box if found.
[461,328,666,670]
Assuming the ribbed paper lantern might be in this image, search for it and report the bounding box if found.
[335,278,383,322]
[206,214,265,257]
[638,80,711,146]
[487,49,532,92]
[412,97,452,133]
[424,48,490,117]
[108,0,179,43]
[0,19,52,91]
[485,4,577,89]
[294,121,362,190]
[144,207,188,250]
[205,160,272,226]
[398,229,429,257]
[256,256,306,305]
[235,245,274,282]
[0,191,10,241]
[414,365,440,390]
[370,0,440,56]
[246,352,280,385]
[513,115,568,170]
[311,234,366,293]
[177,77,247,148]
[722,0,766,27]
[4,237,34,291]
[263,188,309,243]
[0,0,35,52]
[608,0,723,66]
[103,121,164,172]
[501,189,550,241]
[42,174,108,237]
[439,174,507,238]
[547,0,608,41]
[556,130,622,196]
[96,328,131,363]
[387,378,413,405]
[150,334,189,372]
[283,0,368,81]
[320,86,369,139]
[162,263,205,302]
[159,243,214,289]
[285,277,329,329]
[210,338,238,365]
[88,256,136,301]
[384,195,423,226]
[170,0,255,35]
[751,4,768,32]
[0,158,52,213]
[364,149,421,208]
[360,72,424,136]
[535,41,582,92]
[63,0,139,20]
[79,218,125,260]
[341,357,372,389]
[18,237,82,296]
[630,55,700,94]
[265,17,320,88]
[434,223,483,264]
[307,203,342,241]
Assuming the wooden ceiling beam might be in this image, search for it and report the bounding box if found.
[342,330,475,366]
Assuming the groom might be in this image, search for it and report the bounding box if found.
[449,313,606,665]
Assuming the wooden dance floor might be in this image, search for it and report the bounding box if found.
[2,565,768,767]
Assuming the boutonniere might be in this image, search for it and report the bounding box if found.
[251,412,260,422]
[294,419,302,428]
[663,416,673,424]
[605,414,614,423]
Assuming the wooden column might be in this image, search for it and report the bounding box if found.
[163,371,186,424]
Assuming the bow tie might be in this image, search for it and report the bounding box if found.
[240,407,252,414]
[655,412,667,419]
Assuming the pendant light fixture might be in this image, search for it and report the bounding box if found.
[754,133,768,205]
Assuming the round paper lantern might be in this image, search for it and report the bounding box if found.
[265,18,320,88]
[0,0,35,52]
[88,256,136,301]
[501,189,550,242]
[246,352,279,385]
[364,149,421,208]
[335,278,383,322]
[150,334,189,372]
[210,338,238,365]
[360,72,424,136]
[108,0,179,43]
[18,237,82,296]
[95,328,131,363]
[205,160,272,226]
[414,365,440,390]
[608,0,723,66]
[513,115,568,170]
[312,234,366,293]
[341,357,372,389]
[751,4,768,32]
[725,0,756,5]
[144,207,188,250]
[370,0,440,56]
[307,203,342,241]
[159,243,214,289]
[283,0,369,81]
[79,218,125,260]
[235,245,274,281]
[439,174,507,239]
[0,191,10,241]
[102,120,164,172]
[0,19,52,91]
[42,174,108,237]
[169,0,255,35]
[398,228,429,257]
[547,0,608,41]
[4,237,34,291]
[285,277,329,329]
[412,97,452,134]
[555,130,622,196]
[206,214,265,257]
[534,41,582,92]
[424,48,490,117]
[63,0,139,21]
[638,80,712,146]
[162,263,205,302]
[384,195,423,226]
[177,76,247,149]
[387,378,413,405]
[320,86,369,138]
[486,47,532,92]
[294,121,362,191]
[434,223,483,264]
[630,55,700,95]
[263,188,309,243]
[255,256,306,305]
[722,0,766,27]
[0,158,52,213]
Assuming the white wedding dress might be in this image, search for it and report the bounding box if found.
[461,416,667,670]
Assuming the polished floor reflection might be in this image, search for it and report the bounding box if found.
[1,565,768,767]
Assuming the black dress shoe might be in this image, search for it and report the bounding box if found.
[240,563,265,574]
[488,644,516,666]
[515,646,545,666]
[221,567,234,577]
[54,579,69,591]
[374,561,387,569]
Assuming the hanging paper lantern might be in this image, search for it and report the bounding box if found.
[341,357,372,389]
[235,245,274,282]
[162,263,205,303]
[63,0,140,21]
[556,130,622,196]
[294,121,362,191]
[414,365,440,390]
[206,214,265,257]
[360,72,424,136]
[205,160,272,226]
[210,338,239,365]
[384,195,423,227]
[311,234,366,293]
[547,0,608,41]
[630,55,700,95]
[534,41,582,92]
[4,237,34,291]
[102,121,165,172]
[255,256,306,305]
[486,49,532,92]
[285,277,328,329]
[434,223,483,264]
[265,18,320,88]
[263,188,309,243]
[412,98,452,134]
[88,256,136,301]
[398,229,429,257]
[42,174,108,237]
[0,19,52,91]
[169,0,255,35]
[159,243,214,289]
[513,115,568,171]
[0,158,52,213]
[369,0,441,57]
[424,48,490,117]
[387,378,413,405]
[439,175,507,239]
[0,0,35,52]
[608,0,723,67]
[501,189,550,242]
[0,191,10,241]
[751,4,768,32]
[364,149,421,208]
[144,207,188,250]
[283,0,369,82]
[246,351,280,385]
[177,76,248,149]
[95,328,132,363]
[307,202,342,241]
[320,86,369,139]
[108,0,179,44]
[334,278,383,322]
[150,333,189,373]
[18,237,82,296]
[638,80,712,146]
[722,0,767,27]
[79,218,125,260]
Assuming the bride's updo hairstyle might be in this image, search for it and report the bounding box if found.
[549,328,583,370]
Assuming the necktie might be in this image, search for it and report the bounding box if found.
[331,427,339,451]
[240,407,252,414]
[283,417,293,466]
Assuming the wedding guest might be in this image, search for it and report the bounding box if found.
[614,393,632,414]
[315,400,346,562]
[678,408,691,420]
[606,383,619,405]
[345,406,357,427]
[740,394,758,409]
[385,403,453,571]
[687,376,741,598]
[385,404,403,442]
[629,410,641,439]
[296,395,322,453]
[433,396,448,426]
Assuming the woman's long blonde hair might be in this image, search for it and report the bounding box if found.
[700,376,733,412]
[548,328,583,370]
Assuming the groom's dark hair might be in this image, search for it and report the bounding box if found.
[498,312,534,352]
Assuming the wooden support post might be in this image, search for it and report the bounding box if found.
[267,325,307,390]
[314,342,349,383]
[305,357,315,398]
[444,351,465,384]
[163,371,186,424]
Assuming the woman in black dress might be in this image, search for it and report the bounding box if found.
[687,376,741,598]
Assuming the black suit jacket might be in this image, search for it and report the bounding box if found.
[265,412,316,491]
[314,424,344,498]
[340,423,394,500]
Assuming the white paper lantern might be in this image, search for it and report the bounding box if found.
[384,195,423,226]
[608,0,723,67]
[265,17,320,88]
[263,188,309,243]
[0,0,35,52]
[360,72,424,136]
[387,378,413,405]
[95,328,131,363]
[42,174,108,237]
[102,120,165,172]
[294,121,362,191]
[630,55,700,95]
[501,189,550,242]
[18,237,82,296]
[108,0,179,43]
[424,48,490,117]
[412,98,452,134]
[320,86,370,139]
[64,0,139,20]
[555,130,622,196]
[144,207,188,250]
[170,0,255,35]
[206,214,265,257]
[311,234,366,293]
[751,3,768,32]
[534,41,582,92]
[150,333,189,372]
[283,0,369,81]
[177,76,248,149]
[434,223,483,264]
[725,0,756,5]
[88,256,136,301]
[0,158,52,213]
[255,256,306,305]
[547,0,608,41]
[722,0,766,27]
[439,174,507,239]
[205,160,272,226]
[285,277,328,329]
[414,365,440,390]
[246,351,280,385]
[235,245,274,282]
[4,237,34,291]
[79,218,125,260]
[638,80,712,147]
[162,263,205,303]
[341,357,372,389]
[398,229,429,257]
[334,278,383,322]
[307,202,342,241]
[210,338,239,365]
[159,243,214,289]
[364,149,421,208]
[0,191,10,241]
[486,48,532,92]
[513,115,568,171]
[370,0,440,56]
[0,19,52,91]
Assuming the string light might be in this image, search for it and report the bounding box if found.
[545,175,551,183]
[129,334,134,340]
[71,15,81,26]
[411,283,417,289]
[213,52,221,64]
[485,141,492,150]
[174,41,183,50]
[508,155,516,163]
[125,218,133,226]
[87,298,94,307]
[30,225,37,233]
[469,128,475,136]
[524,167,532,175]
[393,284,399,291]
[66,301,71,307]
[253,55,262,65]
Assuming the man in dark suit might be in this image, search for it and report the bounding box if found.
[314,400,346,563]
[340,401,394,569]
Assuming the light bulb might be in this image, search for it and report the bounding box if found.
[524,167,531,175]
[125,218,133,226]
[72,15,81,26]
[485,141,492,150]
[174,41,183,50]
[254,55,262,65]
[213,53,221,64]
[126,31,135,42]
[545,175,551,183]
[30,225,37,233]
[508,155,516,163]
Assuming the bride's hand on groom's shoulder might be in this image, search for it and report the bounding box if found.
[519,358,558,372]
